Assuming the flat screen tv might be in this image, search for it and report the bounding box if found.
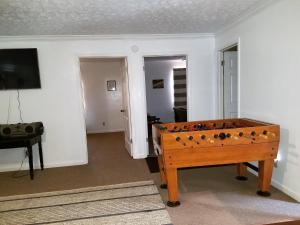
[0,48,41,90]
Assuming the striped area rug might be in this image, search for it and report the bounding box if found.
[0,180,172,225]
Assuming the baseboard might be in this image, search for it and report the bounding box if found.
[271,179,300,202]
[247,168,300,202]
[133,152,148,159]
[0,160,88,173]
[86,129,124,134]
[45,160,88,169]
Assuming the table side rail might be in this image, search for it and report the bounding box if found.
[163,142,279,169]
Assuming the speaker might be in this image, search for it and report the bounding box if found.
[0,122,44,138]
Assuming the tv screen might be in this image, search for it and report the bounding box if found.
[0,48,41,90]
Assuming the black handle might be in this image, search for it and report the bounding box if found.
[219,132,226,140]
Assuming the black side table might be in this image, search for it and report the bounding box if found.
[0,135,43,180]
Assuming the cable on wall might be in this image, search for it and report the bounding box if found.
[10,90,28,178]
[6,92,11,124]
[11,154,28,178]
[17,89,24,123]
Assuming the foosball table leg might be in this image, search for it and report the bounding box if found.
[165,168,180,207]
[236,163,248,181]
[157,155,167,189]
[257,159,274,197]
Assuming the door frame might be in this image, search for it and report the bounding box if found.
[120,58,134,156]
[142,54,189,151]
[218,39,241,119]
[76,55,133,158]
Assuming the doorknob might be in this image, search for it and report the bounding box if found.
[120,109,125,112]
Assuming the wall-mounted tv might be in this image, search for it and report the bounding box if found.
[0,48,41,90]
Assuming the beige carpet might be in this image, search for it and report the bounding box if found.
[161,167,300,225]
[0,180,172,225]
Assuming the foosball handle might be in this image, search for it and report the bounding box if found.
[257,190,271,197]
[236,176,248,181]
[189,136,199,145]
[160,184,167,189]
[167,201,181,207]
[176,137,186,146]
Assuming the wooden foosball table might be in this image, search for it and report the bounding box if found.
[152,118,280,207]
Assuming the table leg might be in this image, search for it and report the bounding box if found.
[166,168,180,207]
[27,145,34,180]
[236,163,248,181]
[157,155,167,189]
[38,141,44,170]
[257,159,274,196]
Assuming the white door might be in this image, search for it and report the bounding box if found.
[223,51,238,118]
[121,58,133,156]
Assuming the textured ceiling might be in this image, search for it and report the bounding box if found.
[0,0,265,36]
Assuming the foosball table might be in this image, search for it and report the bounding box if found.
[152,118,280,207]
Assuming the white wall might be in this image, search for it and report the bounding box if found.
[215,0,300,201]
[145,58,186,123]
[80,58,124,133]
[0,35,215,171]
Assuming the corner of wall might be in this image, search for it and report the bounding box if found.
[132,152,148,159]
[271,179,300,202]
[248,168,300,202]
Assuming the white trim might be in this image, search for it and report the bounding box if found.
[140,52,189,58]
[248,168,300,202]
[75,55,134,157]
[142,52,190,116]
[185,55,190,122]
[45,160,88,169]
[74,56,89,165]
[271,179,300,202]
[237,39,241,118]
[132,152,148,159]
[86,129,125,134]
[0,160,88,172]
[216,0,281,35]
[0,33,214,41]
[217,38,241,119]
[141,52,189,155]
[122,58,134,157]
[141,56,150,156]
[77,53,128,58]
[218,51,224,119]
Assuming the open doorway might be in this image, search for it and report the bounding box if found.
[143,55,187,156]
[221,45,239,119]
[79,57,133,162]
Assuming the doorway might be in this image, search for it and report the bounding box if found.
[143,55,187,156]
[79,57,133,158]
[221,45,239,119]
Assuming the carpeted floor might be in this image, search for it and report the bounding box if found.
[0,132,153,196]
[0,180,171,225]
[265,221,300,225]
[162,167,300,225]
[0,132,299,225]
